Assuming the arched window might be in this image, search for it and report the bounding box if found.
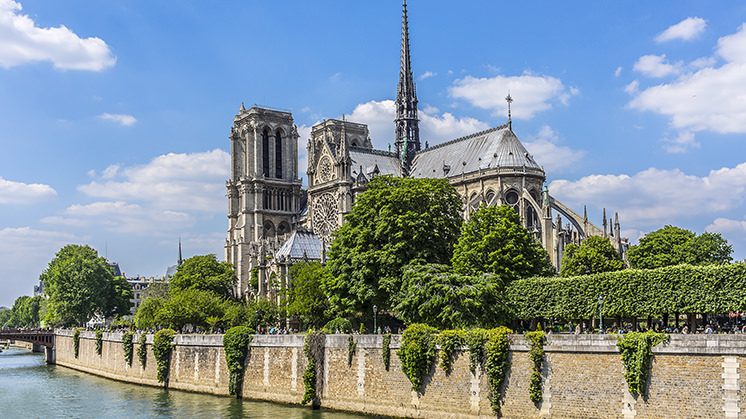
[263,221,275,238]
[485,190,496,206]
[275,130,282,178]
[262,128,270,177]
[505,190,519,212]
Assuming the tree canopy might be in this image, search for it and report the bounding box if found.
[41,244,132,327]
[323,176,463,316]
[169,254,237,298]
[2,295,45,327]
[451,205,554,281]
[285,261,330,328]
[560,235,624,277]
[627,226,733,269]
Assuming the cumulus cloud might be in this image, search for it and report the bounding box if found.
[449,72,578,119]
[418,71,436,81]
[0,176,56,204]
[42,201,191,234]
[655,17,707,43]
[633,54,682,78]
[98,113,136,126]
[523,125,586,173]
[614,66,623,77]
[707,217,746,235]
[0,0,116,70]
[660,130,699,153]
[629,24,746,137]
[549,162,746,227]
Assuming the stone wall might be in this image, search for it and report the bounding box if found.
[53,331,746,418]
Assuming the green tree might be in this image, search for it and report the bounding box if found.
[0,309,11,327]
[452,205,554,281]
[170,254,237,298]
[40,244,123,326]
[560,235,625,277]
[324,176,463,316]
[627,226,733,269]
[135,296,164,329]
[155,288,228,330]
[103,275,134,318]
[4,295,44,327]
[285,262,330,328]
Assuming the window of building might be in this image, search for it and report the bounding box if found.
[262,128,270,177]
[275,130,282,178]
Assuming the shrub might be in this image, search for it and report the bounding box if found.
[152,329,176,383]
[223,326,254,397]
[137,332,147,368]
[122,331,135,366]
[397,324,438,391]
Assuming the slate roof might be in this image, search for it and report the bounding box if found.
[409,124,542,179]
[275,230,324,261]
[349,148,401,178]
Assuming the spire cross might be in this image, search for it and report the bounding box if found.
[505,92,513,122]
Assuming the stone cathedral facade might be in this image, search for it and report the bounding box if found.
[225,1,628,299]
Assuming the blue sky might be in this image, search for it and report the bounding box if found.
[2,0,746,307]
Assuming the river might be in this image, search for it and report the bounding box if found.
[0,346,367,418]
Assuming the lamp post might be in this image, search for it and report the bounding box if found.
[373,305,378,334]
[598,295,604,334]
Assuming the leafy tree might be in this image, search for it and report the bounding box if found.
[155,288,228,330]
[170,254,237,298]
[135,296,164,329]
[394,264,508,329]
[3,295,44,327]
[40,244,124,327]
[324,176,463,316]
[285,262,330,328]
[103,275,134,318]
[627,226,733,269]
[452,205,554,281]
[0,309,11,327]
[560,235,625,277]
[245,298,281,331]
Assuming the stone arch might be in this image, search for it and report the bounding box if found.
[263,220,276,238]
[278,221,290,235]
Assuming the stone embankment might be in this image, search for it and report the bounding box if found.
[53,330,746,418]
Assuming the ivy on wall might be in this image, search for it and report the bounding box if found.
[73,328,81,358]
[437,330,466,375]
[525,328,546,403]
[122,331,135,366]
[302,331,326,406]
[137,333,147,368]
[223,326,254,397]
[397,323,438,391]
[617,331,668,395]
[152,329,176,384]
[382,333,392,371]
[95,329,103,356]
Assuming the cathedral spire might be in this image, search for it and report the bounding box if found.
[178,237,183,266]
[394,0,420,176]
[505,92,513,129]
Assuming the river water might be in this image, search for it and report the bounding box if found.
[0,346,366,418]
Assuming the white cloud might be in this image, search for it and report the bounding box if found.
[549,162,746,227]
[101,164,119,179]
[660,130,699,153]
[0,0,115,71]
[98,113,136,126]
[448,71,578,119]
[418,71,436,81]
[655,17,707,43]
[624,80,639,95]
[706,217,746,235]
[523,125,586,173]
[614,66,623,77]
[633,54,681,78]
[628,24,746,146]
[0,176,56,204]
[43,201,192,234]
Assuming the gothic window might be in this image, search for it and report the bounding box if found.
[262,128,270,177]
[263,221,275,238]
[529,189,539,204]
[351,138,359,147]
[505,190,519,212]
[312,192,338,243]
[278,221,289,235]
[275,130,282,179]
[485,190,496,205]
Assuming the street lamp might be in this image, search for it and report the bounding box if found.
[373,305,378,334]
[598,295,604,334]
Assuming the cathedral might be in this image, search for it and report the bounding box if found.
[225,1,628,299]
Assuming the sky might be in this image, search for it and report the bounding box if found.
[2,0,746,307]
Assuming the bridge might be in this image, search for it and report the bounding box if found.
[0,328,55,348]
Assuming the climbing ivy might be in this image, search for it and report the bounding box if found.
[122,331,135,366]
[397,323,438,391]
[73,328,81,358]
[137,332,147,367]
[302,330,326,405]
[382,333,392,371]
[223,326,254,397]
[617,331,668,395]
[95,328,103,356]
[465,328,488,374]
[525,328,546,403]
[152,329,176,383]
[347,334,356,367]
[437,330,466,374]
[483,327,512,415]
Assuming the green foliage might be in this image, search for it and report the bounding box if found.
[395,264,508,329]
[382,333,392,371]
[525,329,546,403]
[323,317,353,334]
[169,254,237,298]
[347,334,356,367]
[152,329,176,383]
[285,262,330,328]
[95,329,103,356]
[466,328,488,374]
[41,244,130,326]
[73,328,81,358]
[617,332,668,395]
[452,205,554,281]
[155,288,228,330]
[627,226,733,269]
[250,267,259,293]
[437,330,466,374]
[223,326,255,397]
[302,331,326,405]
[137,333,147,368]
[3,295,44,327]
[245,298,281,331]
[135,296,164,330]
[483,327,512,415]
[397,323,438,391]
[507,263,746,320]
[324,176,463,316]
[560,235,624,277]
[106,275,135,318]
[122,331,135,366]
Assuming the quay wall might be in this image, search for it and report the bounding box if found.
[53,331,746,418]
